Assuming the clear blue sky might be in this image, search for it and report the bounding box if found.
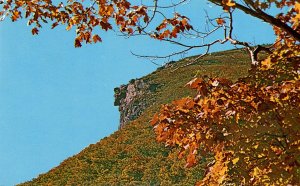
[0,1,275,185]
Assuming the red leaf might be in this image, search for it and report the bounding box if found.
[51,22,59,29]
[74,38,82,47]
[31,28,39,35]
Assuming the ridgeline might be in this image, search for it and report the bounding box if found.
[20,49,251,185]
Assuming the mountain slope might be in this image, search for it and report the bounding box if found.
[20,49,251,185]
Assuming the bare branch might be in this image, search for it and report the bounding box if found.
[131,46,195,60]
[146,0,190,9]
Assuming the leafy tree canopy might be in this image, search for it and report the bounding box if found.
[1,0,299,185]
[1,0,299,50]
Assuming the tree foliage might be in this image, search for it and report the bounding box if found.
[148,1,300,185]
[2,0,299,50]
[2,0,300,185]
[151,44,300,184]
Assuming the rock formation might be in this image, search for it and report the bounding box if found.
[114,79,156,129]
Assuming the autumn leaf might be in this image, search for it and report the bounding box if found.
[260,2,269,10]
[185,152,196,168]
[150,113,159,126]
[106,5,114,16]
[232,157,239,164]
[216,18,225,25]
[223,0,235,7]
[92,34,102,43]
[3,0,300,184]
[51,22,59,29]
[126,27,133,34]
[11,10,21,21]
[156,22,166,31]
[100,21,112,31]
[131,15,138,23]
[261,57,272,70]
[74,38,82,47]
[295,2,300,13]
[253,144,258,149]
[31,27,39,35]
[186,78,202,89]
[222,0,236,11]
[181,18,188,26]
[66,24,72,31]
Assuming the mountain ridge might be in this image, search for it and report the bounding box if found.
[19,48,251,185]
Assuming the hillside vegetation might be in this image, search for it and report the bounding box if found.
[20,49,252,185]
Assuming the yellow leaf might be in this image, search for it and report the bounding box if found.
[223,0,236,7]
[253,167,261,177]
[295,2,300,13]
[235,113,240,122]
[253,144,258,149]
[261,57,272,70]
[232,157,239,164]
[257,153,265,158]
[196,133,201,140]
[282,95,289,100]
[188,133,195,138]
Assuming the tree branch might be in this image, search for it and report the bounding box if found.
[234,2,300,41]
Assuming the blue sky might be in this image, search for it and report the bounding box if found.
[0,1,276,185]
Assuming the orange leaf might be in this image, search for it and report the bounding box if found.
[295,2,300,13]
[216,18,225,25]
[181,18,188,26]
[186,78,202,89]
[92,34,102,43]
[66,24,72,31]
[156,22,166,31]
[106,5,114,16]
[185,152,196,168]
[224,0,235,7]
[11,10,21,21]
[127,27,133,34]
[150,113,159,126]
[131,15,138,23]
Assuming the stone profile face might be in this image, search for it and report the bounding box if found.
[114,79,151,129]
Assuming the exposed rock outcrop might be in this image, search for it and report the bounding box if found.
[114,79,159,129]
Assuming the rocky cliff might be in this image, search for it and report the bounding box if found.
[114,79,159,129]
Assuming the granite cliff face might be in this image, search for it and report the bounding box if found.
[114,79,158,129]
